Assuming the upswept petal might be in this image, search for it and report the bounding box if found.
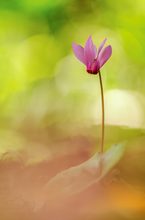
[98,45,112,68]
[72,43,86,64]
[98,38,107,55]
[84,36,97,65]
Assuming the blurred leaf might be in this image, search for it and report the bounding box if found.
[40,143,125,204]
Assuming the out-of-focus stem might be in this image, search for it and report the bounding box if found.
[98,71,105,154]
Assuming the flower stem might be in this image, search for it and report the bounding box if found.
[98,70,105,154]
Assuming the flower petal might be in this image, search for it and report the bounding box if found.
[84,36,97,65]
[98,38,107,55]
[98,45,112,68]
[72,43,86,64]
[91,59,100,74]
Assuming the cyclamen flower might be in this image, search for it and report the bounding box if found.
[72,36,112,74]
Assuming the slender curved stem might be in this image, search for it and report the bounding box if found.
[98,70,105,154]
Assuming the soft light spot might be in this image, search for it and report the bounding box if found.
[94,89,145,128]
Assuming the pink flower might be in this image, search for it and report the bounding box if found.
[72,36,112,74]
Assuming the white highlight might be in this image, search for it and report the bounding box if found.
[94,89,145,128]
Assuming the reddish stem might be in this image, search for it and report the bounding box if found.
[98,70,105,154]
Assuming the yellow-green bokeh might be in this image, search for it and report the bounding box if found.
[0,0,145,146]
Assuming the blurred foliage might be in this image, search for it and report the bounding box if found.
[0,0,144,145]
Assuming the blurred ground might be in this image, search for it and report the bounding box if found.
[0,126,145,220]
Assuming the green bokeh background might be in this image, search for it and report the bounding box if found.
[0,0,145,156]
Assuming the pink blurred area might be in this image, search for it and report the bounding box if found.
[0,133,145,220]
